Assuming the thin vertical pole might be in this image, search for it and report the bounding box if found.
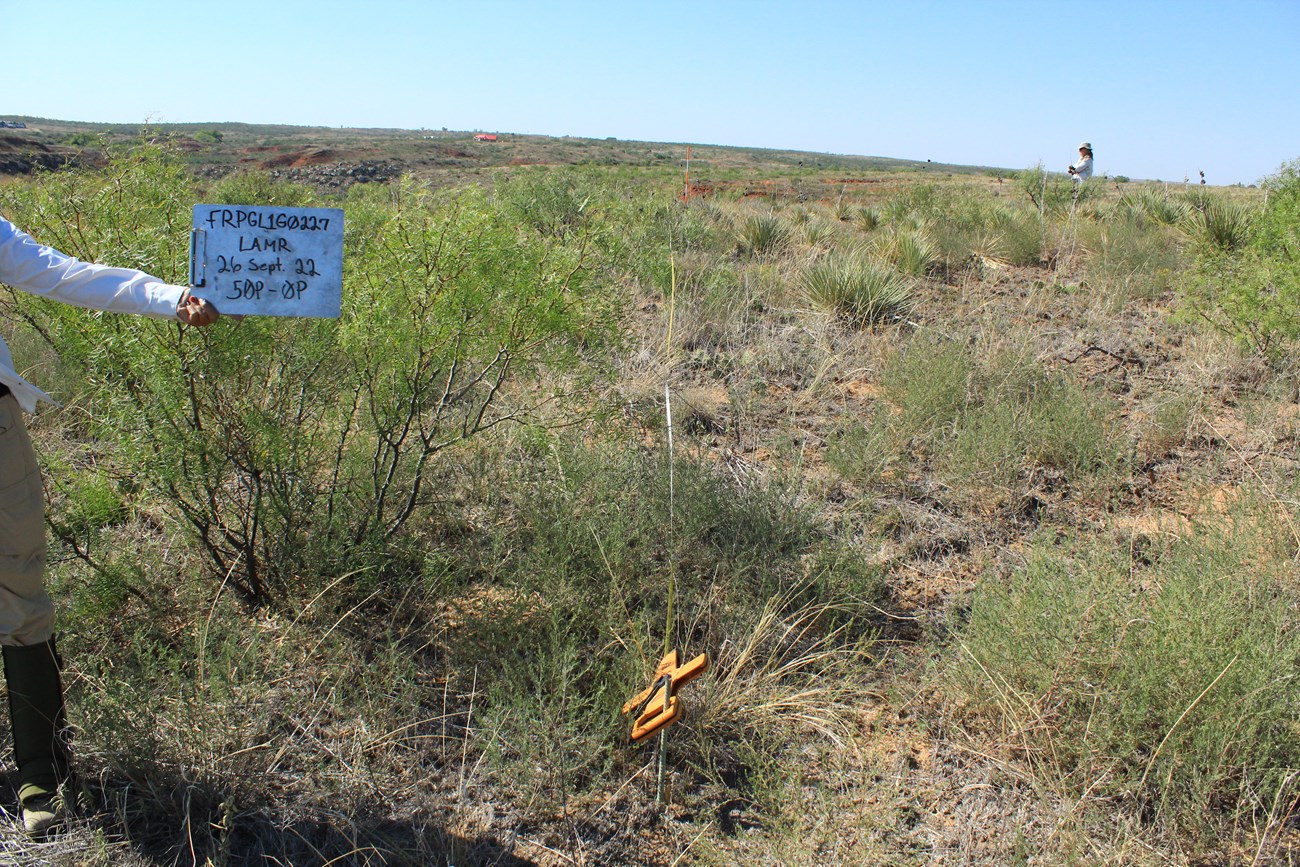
[683,146,691,202]
[657,256,678,803]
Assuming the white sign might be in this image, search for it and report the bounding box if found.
[190,205,344,318]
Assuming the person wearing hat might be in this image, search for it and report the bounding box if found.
[0,214,220,835]
[1068,142,1094,184]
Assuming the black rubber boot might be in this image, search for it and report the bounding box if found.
[3,639,72,834]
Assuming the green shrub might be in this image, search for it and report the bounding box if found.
[883,183,941,223]
[206,169,317,207]
[942,352,1122,492]
[478,625,624,817]
[826,409,900,487]
[48,467,129,538]
[1017,163,1090,215]
[874,337,1123,497]
[1254,159,1300,258]
[1181,158,1297,359]
[955,516,1300,835]
[65,131,101,148]
[1,151,617,607]
[879,333,973,448]
[493,165,602,239]
[619,196,734,291]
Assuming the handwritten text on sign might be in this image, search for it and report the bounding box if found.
[190,205,344,318]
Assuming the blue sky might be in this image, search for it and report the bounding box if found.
[6,0,1297,184]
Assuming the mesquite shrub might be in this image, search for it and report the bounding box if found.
[1,151,616,606]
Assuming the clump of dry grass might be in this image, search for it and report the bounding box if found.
[687,582,878,751]
[799,216,842,249]
[1133,390,1203,461]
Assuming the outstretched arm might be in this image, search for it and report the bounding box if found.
[0,216,219,325]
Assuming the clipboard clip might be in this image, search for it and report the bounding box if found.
[188,228,207,288]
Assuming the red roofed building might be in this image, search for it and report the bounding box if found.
[474,134,498,142]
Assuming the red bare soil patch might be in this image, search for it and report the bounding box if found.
[255,148,340,169]
[288,149,338,168]
[259,153,298,168]
[741,179,798,198]
[679,181,715,201]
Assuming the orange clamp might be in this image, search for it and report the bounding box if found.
[622,649,709,742]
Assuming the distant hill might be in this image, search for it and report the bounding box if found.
[0,116,1011,192]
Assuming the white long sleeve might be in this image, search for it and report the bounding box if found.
[0,215,186,410]
[0,217,184,318]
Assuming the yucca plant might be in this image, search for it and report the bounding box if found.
[965,227,1009,267]
[1125,187,1191,226]
[736,211,791,257]
[853,205,882,232]
[800,217,840,249]
[802,253,913,327]
[1184,198,1253,251]
[1181,186,1215,212]
[877,227,939,276]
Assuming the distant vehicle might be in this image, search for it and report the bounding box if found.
[474,134,498,142]
[0,121,27,129]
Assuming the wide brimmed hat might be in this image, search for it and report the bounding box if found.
[1078,142,1093,151]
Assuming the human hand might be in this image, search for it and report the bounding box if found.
[177,294,220,326]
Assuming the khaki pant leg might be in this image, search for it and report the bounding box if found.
[0,394,54,647]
